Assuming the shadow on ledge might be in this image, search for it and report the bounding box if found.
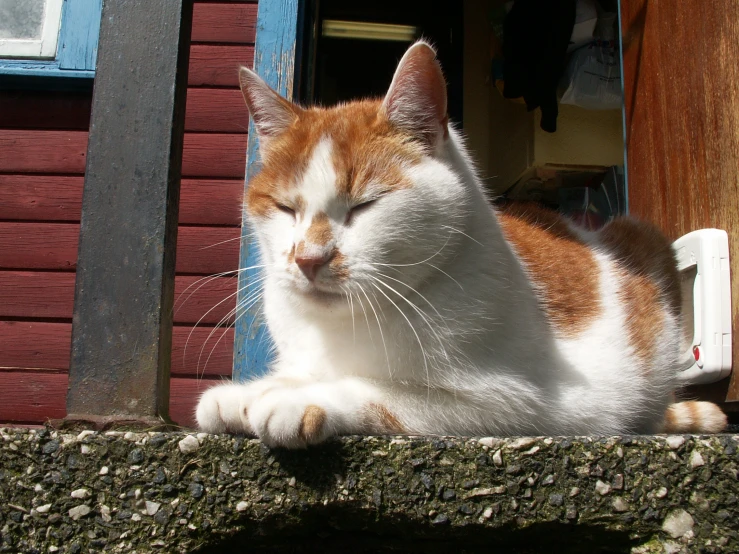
[195,505,636,554]
[1,430,737,553]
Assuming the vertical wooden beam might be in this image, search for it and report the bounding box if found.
[620,0,739,403]
[66,0,193,425]
[232,0,303,381]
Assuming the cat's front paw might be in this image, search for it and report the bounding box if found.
[196,383,254,434]
[248,388,336,448]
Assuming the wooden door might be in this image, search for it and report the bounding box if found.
[620,1,739,403]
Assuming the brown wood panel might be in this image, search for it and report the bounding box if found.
[170,377,216,428]
[0,321,233,376]
[0,91,92,131]
[0,130,88,174]
[177,225,241,274]
[182,132,248,178]
[0,271,236,324]
[0,223,239,274]
[172,326,234,376]
[188,44,254,86]
[0,175,83,222]
[0,131,245,178]
[180,178,244,225]
[0,271,76,319]
[0,321,71,370]
[0,175,242,225]
[173,275,239,325]
[621,0,739,401]
[185,88,250,132]
[0,223,78,270]
[0,372,218,426]
[0,371,67,423]
[192,2,257,44]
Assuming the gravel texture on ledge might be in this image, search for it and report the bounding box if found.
[1,429,737,553]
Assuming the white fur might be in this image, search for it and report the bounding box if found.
[196,126,683,444]
[196,44,687,446]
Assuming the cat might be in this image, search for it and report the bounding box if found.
[196,40,727,447]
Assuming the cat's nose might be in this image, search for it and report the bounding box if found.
[295,252,332,281]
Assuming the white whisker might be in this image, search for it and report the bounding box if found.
[370,275,451,364]
[441,225,484,246]
[357,282,392,380]
[197,234,255,250]
[370,281,430,389]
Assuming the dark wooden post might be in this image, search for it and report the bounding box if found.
[66,0,193,426]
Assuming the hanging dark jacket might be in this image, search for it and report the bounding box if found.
[503,0,576,132]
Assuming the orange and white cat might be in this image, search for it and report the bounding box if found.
[196,41,726,447]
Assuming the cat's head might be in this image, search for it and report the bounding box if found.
[240,41,469,307]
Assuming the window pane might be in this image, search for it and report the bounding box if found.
[0,0,46,41]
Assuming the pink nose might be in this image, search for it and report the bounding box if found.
[295,253,332,281]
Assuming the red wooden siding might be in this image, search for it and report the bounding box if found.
[0,272,237,324]
[0,223,239,273]
[192,3,257,44]
[185,88,250,133]
[0,372,210,427]
[189,45,255,87]
[0,175,243,225]
[0,130,248,178]
[0,87,250,134]
[0,322,234,376]
[0,0,254,427]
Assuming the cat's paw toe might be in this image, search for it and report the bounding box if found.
[195,384,252,434]
[249,392,331,448]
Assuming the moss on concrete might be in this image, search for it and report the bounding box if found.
[1,429,737,553]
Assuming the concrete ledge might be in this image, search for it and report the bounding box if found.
[1,429,737,553]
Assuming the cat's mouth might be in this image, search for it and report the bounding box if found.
[292,281,345,303]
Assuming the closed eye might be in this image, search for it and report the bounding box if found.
[275,203,296,219]
[346,199,377,224]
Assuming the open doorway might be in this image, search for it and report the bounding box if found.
[463,0,627,225]
[300,0,626,228]
[300,0,463,123]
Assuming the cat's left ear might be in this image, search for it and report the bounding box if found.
[238,66,301,149]
[382,40,448,148]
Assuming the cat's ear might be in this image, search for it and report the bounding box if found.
[238,66,300,146]
[382,41,448,147]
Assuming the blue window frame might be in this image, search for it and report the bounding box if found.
[232,0,304,381]
[0,0,102,79]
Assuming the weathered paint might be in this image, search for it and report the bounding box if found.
[66,0,193,423]
[232,0,303,381]
[58,0,103,71]
[0,0,102,79]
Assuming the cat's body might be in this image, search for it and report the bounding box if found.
[196,42,726,446]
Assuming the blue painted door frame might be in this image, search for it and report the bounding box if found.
[232,0,305,381]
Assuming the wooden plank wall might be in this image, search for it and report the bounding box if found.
[621,0,739,405]
[0,0,256,427]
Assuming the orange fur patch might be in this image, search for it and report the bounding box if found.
[365,403,405,434]
[662,404,678,432]
[599,218,681,317]
[295,240,307,259]
[294,195,305,216]
[305,212,333,246]
[299,405,327,442]
[497,203,600,338]
[619,271,663,370]
[662,401,727,433]
[329,251,350,280]
[246,100,423,218]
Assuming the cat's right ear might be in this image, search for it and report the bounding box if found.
[382,41,448,148]
[238,67,300,148]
